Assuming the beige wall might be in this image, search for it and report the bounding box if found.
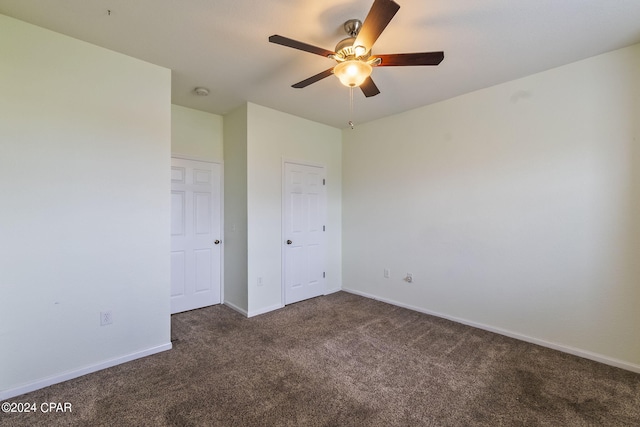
[223,104,249,313]
[342,43,640,371]
[0,15,172,398]
[172,104,223,162]
[246,103,342,316]
[222,103,342,317]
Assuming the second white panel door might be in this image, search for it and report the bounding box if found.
[283,162,326,305]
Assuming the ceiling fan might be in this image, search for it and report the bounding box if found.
[268,0,444,97]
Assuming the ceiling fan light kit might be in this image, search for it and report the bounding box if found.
[268,0,444,97]
[334,60,372,87]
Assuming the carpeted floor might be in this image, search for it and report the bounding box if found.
[2,291,639,426]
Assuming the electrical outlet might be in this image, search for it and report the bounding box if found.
[384,268,390,278]
[257,277,263,287]
[100,311,113,326]
[405,273,413,283]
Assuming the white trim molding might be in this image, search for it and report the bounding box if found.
[248,303,284,318]
[342,287,640,374]
[170,153,223,163]
[224,301,249,317]
[0,343,172,400]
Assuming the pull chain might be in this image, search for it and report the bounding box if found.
[348,86,355,129]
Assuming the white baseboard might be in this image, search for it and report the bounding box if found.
[1,343,172,400]
[324,287,341,295]
[248,303,284,318]
[223,300,248,317]
[342,287,640,374]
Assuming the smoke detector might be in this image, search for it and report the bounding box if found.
[194,87,209,96]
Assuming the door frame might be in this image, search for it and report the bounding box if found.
[281,158,327,306]
[171,154,224,308]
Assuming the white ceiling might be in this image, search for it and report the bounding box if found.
[2,0,640,129]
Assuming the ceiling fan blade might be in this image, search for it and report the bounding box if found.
[292,68,334,88]
[269,35,335,57]
[354,0,400,53]
[360,77,380,97]
[375,52,445,66]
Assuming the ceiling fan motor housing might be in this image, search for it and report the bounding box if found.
[335,37,370,61]
[335,20,370,60]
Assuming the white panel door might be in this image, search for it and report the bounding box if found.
[171,158,221,314]
[284,162,326,305]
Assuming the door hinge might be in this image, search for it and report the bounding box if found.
[323,225,325,231]
[323,272,326,278]
[323,179,325,185]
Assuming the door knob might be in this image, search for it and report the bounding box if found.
[286,240,292,245]
[214,240,220,245]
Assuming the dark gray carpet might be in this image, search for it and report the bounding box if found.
[2,292,639,426]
